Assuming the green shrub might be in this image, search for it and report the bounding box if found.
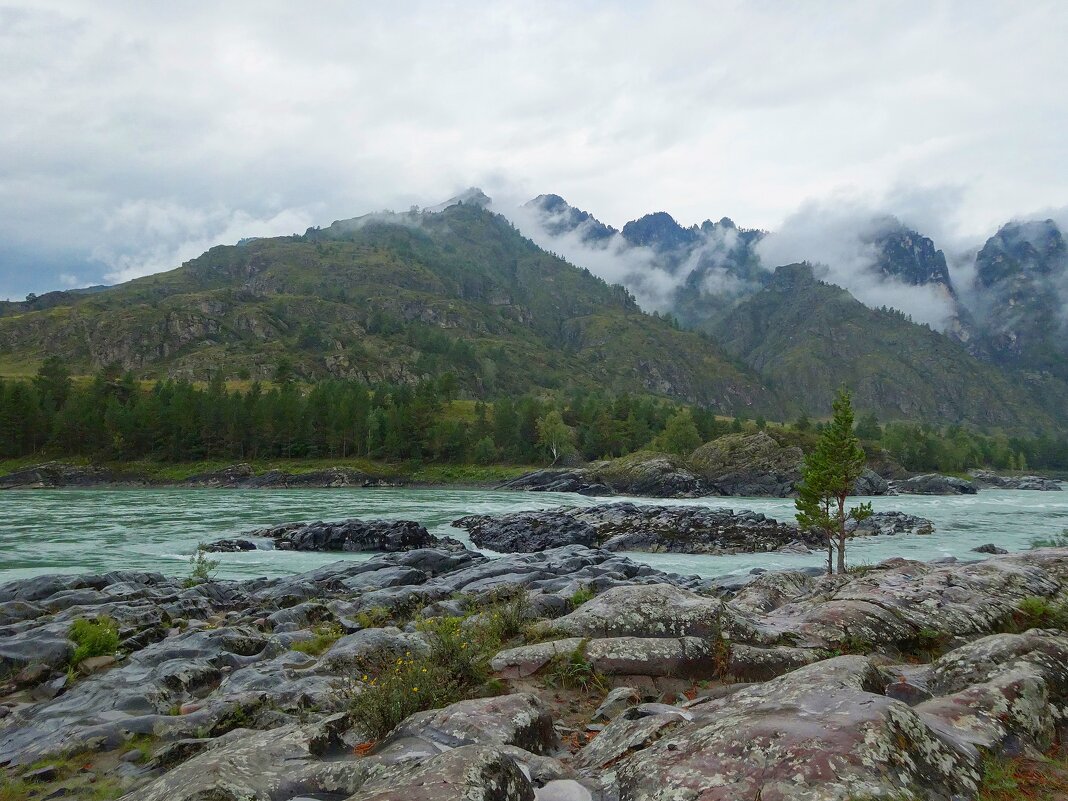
[354,606,393,629]
[69,616,119,666]
[346,615,492,741]
[480,587,530,644]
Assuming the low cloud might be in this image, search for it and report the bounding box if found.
[93,201,315,284]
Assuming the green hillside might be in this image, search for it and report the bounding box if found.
[0,204,779,416]
[713,263,1068,431]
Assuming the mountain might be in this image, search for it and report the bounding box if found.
[968,219,1068,379]
[0,203,779,415]
[713,263,1067,431]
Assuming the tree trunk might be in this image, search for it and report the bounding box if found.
[826,533,834,575]
[836,495,847,574]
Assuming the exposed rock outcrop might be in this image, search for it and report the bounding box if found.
[970,469,1062,491]
[847,511,934,536]
[891,473,978,495]
[455,503,809,554]
[203,518,458,553]
[688,432,802,496]
[3,543,1068,801]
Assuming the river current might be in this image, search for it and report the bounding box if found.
[0,487,1065,584]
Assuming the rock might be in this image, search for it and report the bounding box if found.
[688,432,802,497]
[207,518,457,553]
[77,655,116,675]
[846,511,934,536]
[455,512,598,552]
[455,503,807,555]
[120,748,143,763]
[497,469,613,496]
[534,779,594,801]
[587,452,709,498]
[351,745,534,801]
[609,656,989,800]
[884,677,933,705]
[22,764,59,782]
[14,662,52,688]
[972,543,1009,554]
[891,473,978,495]
[970,469,1062,491]
[372,694,557,757]
[591,687,643,722]
[0,462,147,489]
[552,583,731,640]
[851,468,894,496]
[201,539,258,553]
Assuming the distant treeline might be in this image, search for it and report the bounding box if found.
[1,358,1066,472]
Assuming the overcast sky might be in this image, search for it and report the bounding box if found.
[2,1,1067,299]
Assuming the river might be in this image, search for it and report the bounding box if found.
[0,487,1065,584]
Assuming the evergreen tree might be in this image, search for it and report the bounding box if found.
[795,389,872,575]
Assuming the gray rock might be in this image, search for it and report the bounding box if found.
[892,473,978,495]
[846,511,934,536]
[970,469,1062,491]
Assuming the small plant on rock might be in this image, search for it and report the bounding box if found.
[69,616,119,666]
[291,622,345,656]
[1013,596,1068,631]
[545,641,608,694]
[569,585,596,609]
[184,544,219,587]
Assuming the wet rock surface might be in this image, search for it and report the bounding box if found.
[2,544,1067,800]
[847,510,934,536]
[203,518,459,553]
[455,503,931,555]
[970,469,1063,491]
[892,472,979,494]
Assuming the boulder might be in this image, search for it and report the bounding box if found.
[552,583,730,640]
[497,470,613,496]
[846,511,934,536]
[455,512,598,552]
[587,452,708,498]
[969,469,1062,491]
[688,432,802,497]
[206,518,458,553]
[851,468,893,496]
[351,745,534,801]
[891,473,978,495]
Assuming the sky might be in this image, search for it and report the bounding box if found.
[2,1,1067,300]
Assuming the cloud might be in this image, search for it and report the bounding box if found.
[91,201,314,284]
[754,193,963,329]
[1,2,1068,299]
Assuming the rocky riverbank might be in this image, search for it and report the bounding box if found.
[1,544,1066,800]
[454,504,934,554]
[969,469,1063,491]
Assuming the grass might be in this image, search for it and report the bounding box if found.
[291,622,345,656]
[978,749,1068,801]
[568,586,596,609]
[544,640,609,694]
[1010,596,1068,631]
[69,616,119,667]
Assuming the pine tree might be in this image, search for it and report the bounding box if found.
[795,389,872,575]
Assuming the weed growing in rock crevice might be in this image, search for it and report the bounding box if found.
[69,616,119,666]
[545,640,609,694]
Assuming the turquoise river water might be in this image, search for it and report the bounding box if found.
[0,487,1066,584]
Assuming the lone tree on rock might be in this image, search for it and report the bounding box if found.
[795,389,872,575]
